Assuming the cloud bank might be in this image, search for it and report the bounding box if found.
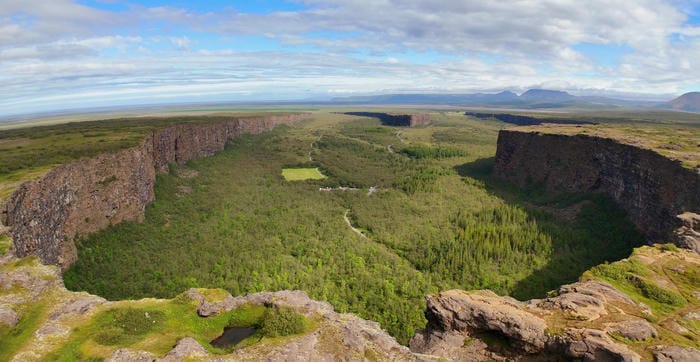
[1,0,699,116]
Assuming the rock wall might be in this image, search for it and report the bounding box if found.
[343,112,431,127]
[1,114,309,269]
[465,112,596,126]
[493,130,700,249]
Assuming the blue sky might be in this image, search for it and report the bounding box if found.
[1,0,700,116]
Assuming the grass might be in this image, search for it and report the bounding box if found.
[0,234,10,255]
[281,167,327,181]
[513,122,700,168]
[581,245,700,354]
[0,299,49,361]
[64,111,644,344]
[0,112,299,201]
[43,296,312,360]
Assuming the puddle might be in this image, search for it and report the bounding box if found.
[210,326,257,348]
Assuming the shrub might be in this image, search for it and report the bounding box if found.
[94,308,165,345]
[259,307,306,337]
[400,145,466,159]
[628,275,686,307]
[227,305,266,328]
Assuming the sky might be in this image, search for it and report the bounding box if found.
[1,0,700,116]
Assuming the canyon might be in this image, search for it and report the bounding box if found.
[0,115,698,360]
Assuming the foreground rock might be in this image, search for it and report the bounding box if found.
[412,246,700,361]
[1,244,697,361]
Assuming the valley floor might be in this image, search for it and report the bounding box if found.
[63,111,643,343]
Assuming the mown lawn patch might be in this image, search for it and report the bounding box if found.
[281,167,327,181]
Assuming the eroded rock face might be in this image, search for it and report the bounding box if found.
[2,142,156,267]
[565,329,640,362]
[676,212,700,253]
[412,283,646,361]
[2,114,309,269]
[493,130,700,247]
[422,290,548,353]
[653,345,700,362]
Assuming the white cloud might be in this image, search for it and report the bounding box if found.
[1,0,699,116]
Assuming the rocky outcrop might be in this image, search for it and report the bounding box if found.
[411,285,643,361]
[411,246,700,361]
[1,242,697,361]
[343,112,431,127]
[1,114,309,269]
[493,130,700,248]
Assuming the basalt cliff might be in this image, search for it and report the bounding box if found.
[0,114,310,269]
[494,129,700,252]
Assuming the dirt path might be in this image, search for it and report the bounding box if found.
[396,131,406,144]
[344,209,367,238]
[308,135,321,162]
[387,144,394,153]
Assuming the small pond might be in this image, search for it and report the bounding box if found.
[210,327,257,348]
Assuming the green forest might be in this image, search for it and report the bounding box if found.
[64,112,644,343]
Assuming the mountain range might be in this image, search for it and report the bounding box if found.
[331,89,700,112]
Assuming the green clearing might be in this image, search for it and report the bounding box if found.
[43,296,311,360]
[63,111,644,343]
[281,168,327,181]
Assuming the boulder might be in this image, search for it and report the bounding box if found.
[424,290,548,353]
[0,306,19,327]
[566,329,640,362]
[606,319,658,341]
[106,349,155,362]
[158,337,208,361]
[653,345,700,362]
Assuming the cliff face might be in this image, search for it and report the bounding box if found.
[343,112,431,127]
[494,130,700,249]
[1,114,309,269]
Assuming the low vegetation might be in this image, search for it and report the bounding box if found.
[281,167,327,181]
[581,245,699,354]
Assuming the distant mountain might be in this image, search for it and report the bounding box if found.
[668,92,700,112]
[330,88,697,112]
[331,91,518,104]
[519,89,576,102]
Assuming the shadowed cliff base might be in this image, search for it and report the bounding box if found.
[341,112,431,127]
[465,112,597,126]
[455,157,644,300]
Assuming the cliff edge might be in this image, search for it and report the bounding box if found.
[1,114,310,269]
[412,245,700,361]
[494,129,700,251]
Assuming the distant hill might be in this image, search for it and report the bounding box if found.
[519,89,576,102]
[668,92,700,112]
[331,91,518,104]
[330,88,700,112]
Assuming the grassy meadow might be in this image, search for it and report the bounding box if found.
[61,111,644,343]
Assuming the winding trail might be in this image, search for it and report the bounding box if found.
[344,209,367,238]
[308,135,322,162]
[387,144,394,153]
[396,131,406,144]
